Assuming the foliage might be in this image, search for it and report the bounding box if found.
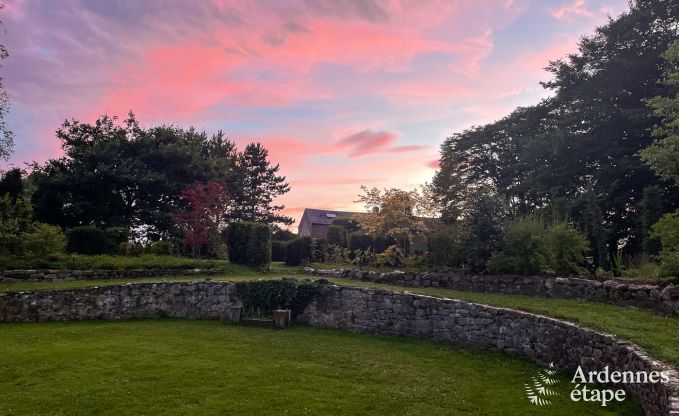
[487,219,548,275]
[326,225,347,248]
[0,195,32,255]
[651,210,679,279]
[234,279,324,319]
[544,223,590,276]
[348,233,373,252]
[227,222,271,267]
[426,226,464,267]
[271,226,295,241]
[29,114,236,239]
[352,248,376,270]
[30,115,293,239]
[354,186,433,251]
[458,188,509,272]
[228,143,292,226]
[172,181,230,258]
[284,237,312,266]
[659,252,679,279]
[376,245,405,268]
[331,217,361,234]
[311,238,327,263]
[327,245,350,264]
[146,240,174,256]
[433,0,679,262]
[651,210,679,255]
[271,241,287,262]
[66,226,129,255]
[641,39,679,185]
[0,168,22,200]
[22,223,66,259]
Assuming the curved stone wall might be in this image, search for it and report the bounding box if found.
[0,281,677,415]
[307,268,679,317]
[299,285,679,416]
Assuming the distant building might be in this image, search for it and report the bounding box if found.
[298,208,361,239]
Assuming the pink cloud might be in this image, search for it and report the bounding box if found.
[550,0,593,20]
[427,159,441,169]
[336,130,397,157]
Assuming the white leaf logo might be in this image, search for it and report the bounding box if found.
[525,362,560,406]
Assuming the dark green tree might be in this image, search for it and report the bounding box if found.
[0,167,22,200]
[30,113,236,240]
[433,0,679,263]
[641,39,679,185]
[228,143,292,226]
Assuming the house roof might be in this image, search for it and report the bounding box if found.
[301,208,363,226]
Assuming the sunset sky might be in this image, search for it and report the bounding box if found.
[2,0,628,228]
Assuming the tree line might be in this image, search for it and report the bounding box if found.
[0,112,291,261]
[432,0,679,275]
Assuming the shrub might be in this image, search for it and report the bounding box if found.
[349,233,373,251]
[352,248,376,269]
[327,245,350,264]
[326,225,347,248]
[227,222,270,267]
[311,238,327,263]
[459,189,509,272]
[147,240,174,256]
[427,226,464,267]
[248,222,271,267]
[66,226,129,255]
[284,237,312,266]
[377,245,405,268]
[271,241,287,262]
[235,279,324,320]
[487,219,548,275]
[544,223,589,276]
[651,210,679,254]
[22,223,66,258]
[651,210,679,279]
[659,252,679,279]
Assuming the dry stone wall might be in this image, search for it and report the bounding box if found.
[0,281,242,322]
[306,268,679,316]
[299,285,679,416]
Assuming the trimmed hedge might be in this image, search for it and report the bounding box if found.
[227,222,271,267]
[66,226,129,255]
[284,237,312,266]
[272,241,287,262]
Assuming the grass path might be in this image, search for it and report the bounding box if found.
[0,320,641,415]
[1,266,679,368]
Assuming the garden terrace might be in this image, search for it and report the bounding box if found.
[1,280,678,415]
[305,268,679,317]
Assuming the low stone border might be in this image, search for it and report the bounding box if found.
[305,267,679,317]
[0,268,228,283]
[1,281,677,415]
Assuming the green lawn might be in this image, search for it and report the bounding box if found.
[0,320,641,416]
[0,254,233,271]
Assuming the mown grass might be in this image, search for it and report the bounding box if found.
[0,320,641,416]
[0,254,231,271]
[2,264,679,369]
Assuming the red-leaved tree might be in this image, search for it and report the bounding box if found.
[172,182,230,257]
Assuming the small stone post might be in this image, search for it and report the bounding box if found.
[227,305,242,323]
[273,309,292,328]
